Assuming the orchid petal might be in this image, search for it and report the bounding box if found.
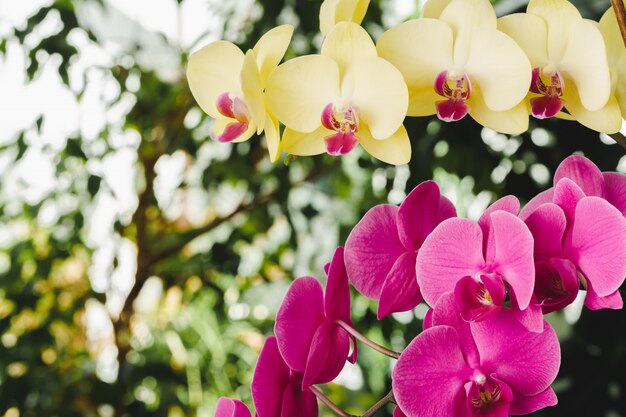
[320,0,371,36]
[554,155,605,197]
[251,337,291,417]
[417,218,485,307]
[584,286,624,310]
[497,13,549,68]
[325,131,359,155]
[467,85,529,135]
[553,178,585,225]
[344,56,408,139]
[604,172,626,216]
[478,195,520,243]
[520,188,555,220]
[324,247,351,323]
[393,326,468,417]
[302,324,350,387]
[524,203,566,259]
[534,258,580,313]
[266,55,341,133]
[509,387,558,414]
[263,113,281,162]
[393,406,408,417]
[321,22,377,76]
[510,292,545,333]
[215,398,251,417]
[422,0,452,18]
[187,41,244,119]
[281,127,328,156]
[358,124,412,165]
[241,50,266,131]
[274,277,325,371]
[280,381,319,417]
[345,204,405,298]
[527,0,581,63]
[465,376,513,417]
[378,252,421,319]
[454,275,504,322]
[253,24,294,86]
[212,118,256,143]
[560,84,622,134]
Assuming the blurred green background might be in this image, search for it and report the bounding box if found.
[0,0,625,416]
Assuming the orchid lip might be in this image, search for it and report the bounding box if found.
[530,68,565,119]
[434,71,471,122]
[321,103,360,156]
[213,92,250,143]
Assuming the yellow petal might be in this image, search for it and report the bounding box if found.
[561,84,622,134]
[263,113,281,162]
[344,56,408,139]
[241,50,266,133]
[265,55,341,133]
[422,0,452,18]
[498,13,549,68]
[600,6,626,66]
[465,27,532,111]
[212,118,257,143]
[281,126,328,156]
[527,0,581,62]
[320,0,370,35]
[359,124,411,165]
[377,19,453,116]
[320,0,341,35]
[468,88,529,135]
[253,24,294,86]
[559,19,611,111]
[321,21,377,76]
[438,0,497,65]
[187,41,244,119]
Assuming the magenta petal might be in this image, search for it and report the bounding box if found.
[378,252,422,319]
[324,131,359,155]
[214,121,249,143]
[397,181,456,251]
[302,324,350,388]
[321,103,336,130]
[432,292,480,366]
[216,93,236,119]
[393,407,408,417]
[534,258,579,313]
[345,205,405,299]
[510,292,544,333]
[465,376,512,417]
[524,203,566,260]
[487,211,535,310]
[603,172,626,216]
[436,99,469,122]
[568,197,626,297]
[251,337,292,417]
[553,178,586,225]
[530,95,564,119]
[509,387,557,415]
[584,286,623,310]
[324,247,351,323]
[215,398,251,417]
[554,155,605,197]
[478,196,520,252]
[454,275,504,322]
[520,188,555,220]
[417,218,485,307]
[280,380,319,417]
[393,326,469,417]
[275,277,325,371]
[470,310,560,396]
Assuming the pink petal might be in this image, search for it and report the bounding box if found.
[534,258,579,314]
[470,310,560,396]
[280,381,319,417]
[214,121,249,143]
[378,252,422,319]
[397,181,456,251]
[436,99,470,122]
[554,155,605,197]
[510,292,544,333]
[215,398,251,417]
[393,407,407,417]
[274,278,325,371]
[603,172,626,216]
[552,178,585,226]
[487,211,535,310]
[417,218,485,307]
[530,95,564,119]
[324,131,359,155]
[568,197,626,297]
[520,189,555,220]
[454,274,505,322]
[584,286,623,310]
[345,205,405,299]
[465,375,512,417]
[251,337,292,417]
[216,93,236,119]
[509,387,557,415]
[393,326,469,417]
[478,196,520,253]
[321,103,337,131]
[324,246,351,323]
[302,324,350,388]
[524,203,566,259]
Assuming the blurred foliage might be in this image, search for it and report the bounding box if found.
[0,1,624,417]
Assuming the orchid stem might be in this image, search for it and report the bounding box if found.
[310,386,356,417]
[362,390,396,417]
[336,320,401,360]
[611,0,626,47]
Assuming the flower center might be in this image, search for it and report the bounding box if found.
[433,71,471,122]
[529,67,565,119]
[321,103,360,156]
[467,373,511,415]
[213,92,250,143]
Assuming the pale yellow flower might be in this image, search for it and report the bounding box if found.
[320,0,370,36]
[599,3,626,121]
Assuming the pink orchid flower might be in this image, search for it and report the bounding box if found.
[215,397,251,417]
[525,179,626,311]
[417,196,540,331]
[251,336,318,417]
[393,293,560,417]
[274,247,356,389]
[521,154,626,220]
[344,181,456,318]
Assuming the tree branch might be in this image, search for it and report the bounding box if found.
[362,390,395,417]
[609,132,626,150]
[611,0,626,47]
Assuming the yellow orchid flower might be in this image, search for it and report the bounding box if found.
[498,0,621,133]
[265,22,410,165]
[186,25,293,161]
[320,0,370,36]
[377,0,532,135]
[600,3,626,121]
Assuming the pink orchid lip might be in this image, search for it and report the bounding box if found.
[529,67,565,119]
[454,274,506,322]
[213,92,250,143]
[321,103,360,156]
[467,374,512,416]
[434,70,471,122]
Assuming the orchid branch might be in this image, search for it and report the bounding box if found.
[362,390,395,417]
[611,0,626,46]
[336,320,401,360]
[310,386,356,417]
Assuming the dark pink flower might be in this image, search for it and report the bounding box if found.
[215,397,251,417]
[251,336,318,417]
[345,181,456,318]
[393,294,560,417]
[274,247,355,389]
[417,197,540,331]
[525,179,626,311]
